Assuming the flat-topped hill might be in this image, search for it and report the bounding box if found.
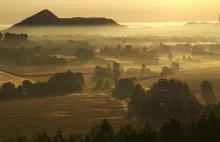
[5,9,127,35]
[11,9,121,27]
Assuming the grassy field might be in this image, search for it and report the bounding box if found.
[0,71,35,86]
[0,93,128,141]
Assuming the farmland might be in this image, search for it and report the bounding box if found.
[0,93,128,141]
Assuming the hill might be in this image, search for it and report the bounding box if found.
[4,9,127,35]
[12,9,121,27]
[4,9,126,34]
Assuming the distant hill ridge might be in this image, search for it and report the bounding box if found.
[12,9,121,27]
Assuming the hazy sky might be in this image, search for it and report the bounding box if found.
[0,0,219,24]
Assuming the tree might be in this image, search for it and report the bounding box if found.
[186,110,220,142]
[162,66,173,75]
[116,124,138,142]
[93,66,112,81]
[1,82,17,97]
[18,80,33,95]
[141,79,203,123]
[200,81,216,103]
[106,63,112,72]
[168,54,173,61]
[182,55,186,61]
[159,117,186,142]
[75,48,95,61]
[130,84,146,112]
[116,44,121,52]
[22,80,33,89]
[113,62,121,82]
[140,122,159,142]
[171,62,180,73]
[142,47,148,53]
[85,119,115,142]
[139,64,146,78]
[0,33,3,40]
[75,72,85,86]
[112,78,135,99]
[93,79,104,91]
[124,45,132,54]
[4,33,28,42]
[102,80,110,91]
[48,71,84,93]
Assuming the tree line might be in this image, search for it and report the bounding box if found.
[0,47,66,65]
[99,45,158,65]
[0,71,84,99]
[112,77,216,124]
[0,32,28,41]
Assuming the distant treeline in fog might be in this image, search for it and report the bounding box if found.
[0,71,84,99]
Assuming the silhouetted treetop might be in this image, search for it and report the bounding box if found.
[200,81,216,104]
[0,71,85,99]
[75,48,95,61]
[112,78,136,99]
[0,33,3,40]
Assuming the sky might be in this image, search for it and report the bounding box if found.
[0,0,219,24]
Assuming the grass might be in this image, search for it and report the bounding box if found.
[0,93,128,141]
[0,71,35,86]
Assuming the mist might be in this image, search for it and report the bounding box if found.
[1,3,220,142]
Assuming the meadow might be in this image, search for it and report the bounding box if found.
[0,93,129,141]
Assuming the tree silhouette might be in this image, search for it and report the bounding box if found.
[0,33,3,40]
[129,84,146,118]
[93,79,104,91]
[112,78,135,99]
[113,62,121,82]
[116,124,138,142]
[200,81,216,103]
[85,118,115,142]
[75,48,95,61]
[171,62,180,73]
[159,117,185,142]
[139,64,146,78]
[162,66,173,75]
[141,79,203,123]
[1,82,17,97]
[102,80,110,91]
[93,66,112,81]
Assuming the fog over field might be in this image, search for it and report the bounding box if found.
[1,3,220,141]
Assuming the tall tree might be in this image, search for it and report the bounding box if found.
[200,81,216,103]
